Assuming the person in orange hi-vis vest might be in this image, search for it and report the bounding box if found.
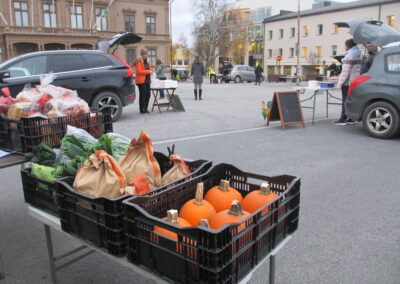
[135,49,153,114]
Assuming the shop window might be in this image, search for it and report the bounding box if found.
[43,2,57,28]
[14,1,29,27]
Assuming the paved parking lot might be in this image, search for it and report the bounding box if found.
[0,81,399,283]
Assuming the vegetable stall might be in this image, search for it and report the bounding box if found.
[0,79,301,284]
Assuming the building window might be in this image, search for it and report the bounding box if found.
[70,5,83,29]
[124,15,135,33]
[177,59,183,65]
[279,29,283,39]
[302,47,308,58]
[316,46,322,57]
[332,45,337,56]
[95,7,108,31]
[147,49,156,66]
[291,27,295,38]
[146,16,155,34]
[43,2,57,28]
[388,15,396,28]
[333,24,339,34]
[268,49,272,58]
[268,30,273,40]
[290,48,294,58]
[14,1,29,27]
[317,24,323,35]
[278,48,283,56]
[303,26,309,36]
[126,48,136,66]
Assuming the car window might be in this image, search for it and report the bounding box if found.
[48,54,84,73]
[6,56,46,77]
[83,54,113,68]
[387,53,400,72]
[247,66,255,72]
[238,66,245,71]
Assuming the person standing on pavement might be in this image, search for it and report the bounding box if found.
[255,64,263,86]
[156,59,166,99]
[334,39,361,125]
[135,49,153,114]
[191,56,205,100]
[360,43,378,74]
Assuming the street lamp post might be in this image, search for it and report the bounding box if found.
[169,0,175,76]
[296,0,301,85]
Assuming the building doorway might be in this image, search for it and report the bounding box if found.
[13,43,38,56]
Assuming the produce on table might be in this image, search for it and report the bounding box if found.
[119,130,162,189]
[7,102,42,120]
[209,200,250,231]
[179,183,216,226]
[242,182,278,215]
[0,87,16,115]
[31,163,63,183]
[204,180,243,212]
[96,132,131,161]
[73,150,127,198]
[154,209,191,241]
[162,154,191,186]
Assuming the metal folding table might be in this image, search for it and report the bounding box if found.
[295,87,342,125]
[28,205,292,284]
[151,88,177,113]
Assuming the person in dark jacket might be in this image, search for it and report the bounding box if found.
[360,43,378,74]
[255,64,263,86]
[191,56,205,100]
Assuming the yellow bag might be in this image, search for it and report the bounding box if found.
[73,150,126,198]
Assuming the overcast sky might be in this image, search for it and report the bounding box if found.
[171,0,355,46]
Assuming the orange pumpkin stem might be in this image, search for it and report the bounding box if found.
[219,180,230,191]
[166,209,179,224]
[199,219,210,228]
[260,182,271,195]
[228,200,244,216]
[194,183,204,205]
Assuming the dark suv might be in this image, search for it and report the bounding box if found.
[346,45,400,139]
[0,50,135,121]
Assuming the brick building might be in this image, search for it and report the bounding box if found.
[0,0,171,66]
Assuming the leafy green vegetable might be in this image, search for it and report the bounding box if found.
[27,144,57,166]
[96,133,130,160]
[31,163,59,183]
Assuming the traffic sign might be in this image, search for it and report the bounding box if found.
[277,55,283,62]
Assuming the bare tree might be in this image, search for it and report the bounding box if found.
[192,0,232,69]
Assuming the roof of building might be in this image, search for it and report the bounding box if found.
[264,0,400,23]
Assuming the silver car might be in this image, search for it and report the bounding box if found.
[224,65,263,83]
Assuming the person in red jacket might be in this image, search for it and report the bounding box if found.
[135,49,153,114]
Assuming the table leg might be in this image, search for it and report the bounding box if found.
[166,89,176,111]
[44,224,58,284]
[326,90,329,118]
[269,254,276,284]
[151,90,162,113]
[312,91,317,125]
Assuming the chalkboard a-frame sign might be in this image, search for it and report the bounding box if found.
[267,91,305,129]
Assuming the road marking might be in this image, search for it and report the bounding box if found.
[153,117,335,145]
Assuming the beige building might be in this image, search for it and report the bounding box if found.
[263,0,400,78]
[0,0,171,66]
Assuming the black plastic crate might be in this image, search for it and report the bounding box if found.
[21,166,59,216]
[0,107,113,153]
[56,153,212,257]
[123,163,301,283]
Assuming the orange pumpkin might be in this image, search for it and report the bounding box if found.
[242,182,278,214]
[154,209,191,241]
[179,183,216,226]
[205,180,243,212]
[209,200,250,231]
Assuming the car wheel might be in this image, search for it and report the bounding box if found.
[247,81,252,83]
[91,91,123,122]
[234,76,242,83]
[224,80,230,83]
[362,101,400,139]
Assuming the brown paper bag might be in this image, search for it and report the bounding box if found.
[118,130,162,188]
[162,154,191,185]
[73,150,127,198]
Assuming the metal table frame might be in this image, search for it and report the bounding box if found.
[28,205,291,284]
[296,87,342,125]
[151,88,177,113]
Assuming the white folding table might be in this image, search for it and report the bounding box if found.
[28,205,292,284]
[295,87,342,124]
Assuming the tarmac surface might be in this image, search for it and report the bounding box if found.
[1,80,399,283]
